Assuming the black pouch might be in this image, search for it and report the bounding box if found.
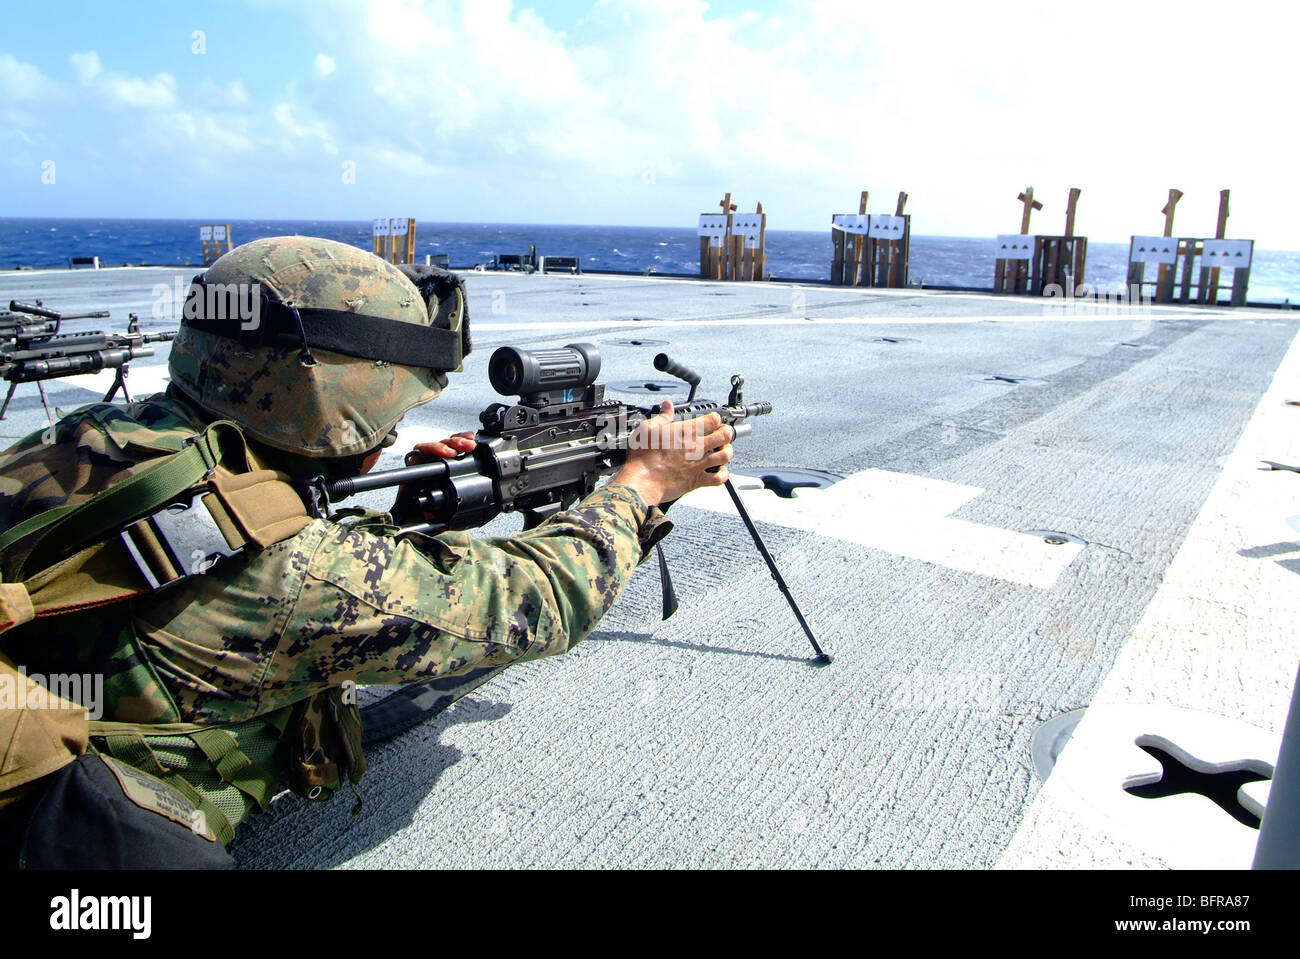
[8,754,234,869]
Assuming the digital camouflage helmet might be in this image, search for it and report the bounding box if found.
[168,236,469,458]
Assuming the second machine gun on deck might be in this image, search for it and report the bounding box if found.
[2,300,177,422]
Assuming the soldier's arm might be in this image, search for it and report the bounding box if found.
[267,403,733,692]
[268,482,655,690]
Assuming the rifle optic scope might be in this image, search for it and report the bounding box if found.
[489,342,601,397]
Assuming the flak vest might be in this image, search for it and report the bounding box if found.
[0,401,364,845]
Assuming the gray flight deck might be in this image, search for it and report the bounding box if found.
[3,265,1297,869]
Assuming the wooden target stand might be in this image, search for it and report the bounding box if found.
[698,193,767,281]
[1035,188,1087,295]
[199,224,233,266]
[372,218,417,265]
[830,191,911,287]
[1126,190,1254,306]
[993,187,1088,295]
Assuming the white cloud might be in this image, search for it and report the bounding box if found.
[194,77,253,109]
[226,79,252,107]
[0,54,61,101]
[69,51,101,84]
[3,108,37,145]
[273,101,339,154]
[68,49,177,109]
[13,1,1300,243]
[101,71,178,109]
[368,144,441,176]
[159,111,257,153]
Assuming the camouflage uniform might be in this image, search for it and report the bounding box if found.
[0,237,667,847]
[0,392,659,726]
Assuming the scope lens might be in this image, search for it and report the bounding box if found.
[488,343,601,396]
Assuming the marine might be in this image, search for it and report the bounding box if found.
[0,236,736,867]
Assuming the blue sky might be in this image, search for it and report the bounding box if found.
[2,0,1297,246]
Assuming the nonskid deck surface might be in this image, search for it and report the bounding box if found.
[4,267,1296,868]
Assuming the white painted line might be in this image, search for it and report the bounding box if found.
[999,325,1300,869]
[679,468,1082,588]
[471,312,1248,333]
[1034,705,1278,869]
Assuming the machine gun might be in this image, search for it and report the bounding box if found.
[0,299,109,341]
[314,343,830,664]
[1,301,177,422]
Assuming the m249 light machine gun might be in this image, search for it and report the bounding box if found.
[0,299,109,341]
[1,301,177,423]
[316,343,831,665]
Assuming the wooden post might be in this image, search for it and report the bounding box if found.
[701,193,736,280]
[1205,189,1230,305]
[721,193,736,280]
[755,201,767,281]
[1032,188,1076,296]
[1230,240,1253,307]
[1064,188,1080,238]
[1179,239,1197,303]
[852,191,868,287]
[1161,189,1182,237]
[1018,186,1042,234]
[1017,187,1042,293]
[830,218,846,286]
[890,192,909,288]
[1000,187,1042,294]
[1156,188,1183,302]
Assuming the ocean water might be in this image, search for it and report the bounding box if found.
[2,217,1297,303]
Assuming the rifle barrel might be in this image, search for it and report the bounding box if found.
[327,457,452,499]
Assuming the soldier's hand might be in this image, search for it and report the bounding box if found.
[612,400,735,507]
[411,432,476,460]
[395,431,478,519]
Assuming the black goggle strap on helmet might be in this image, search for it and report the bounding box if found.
[180,275,464,372]
[396,263,472,360]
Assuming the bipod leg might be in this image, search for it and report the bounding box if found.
[656,544,679,620]
[723,478,831,665]
[0,380,17,420]
[37,381,55,426]
[103,366,132,403]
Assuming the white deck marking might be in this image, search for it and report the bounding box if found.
[680,468,1082,588]
[472,311,1239,333]
[999,325,1300,869]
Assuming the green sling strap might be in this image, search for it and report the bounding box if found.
[0,420,240,578]
[0,419,310,631]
